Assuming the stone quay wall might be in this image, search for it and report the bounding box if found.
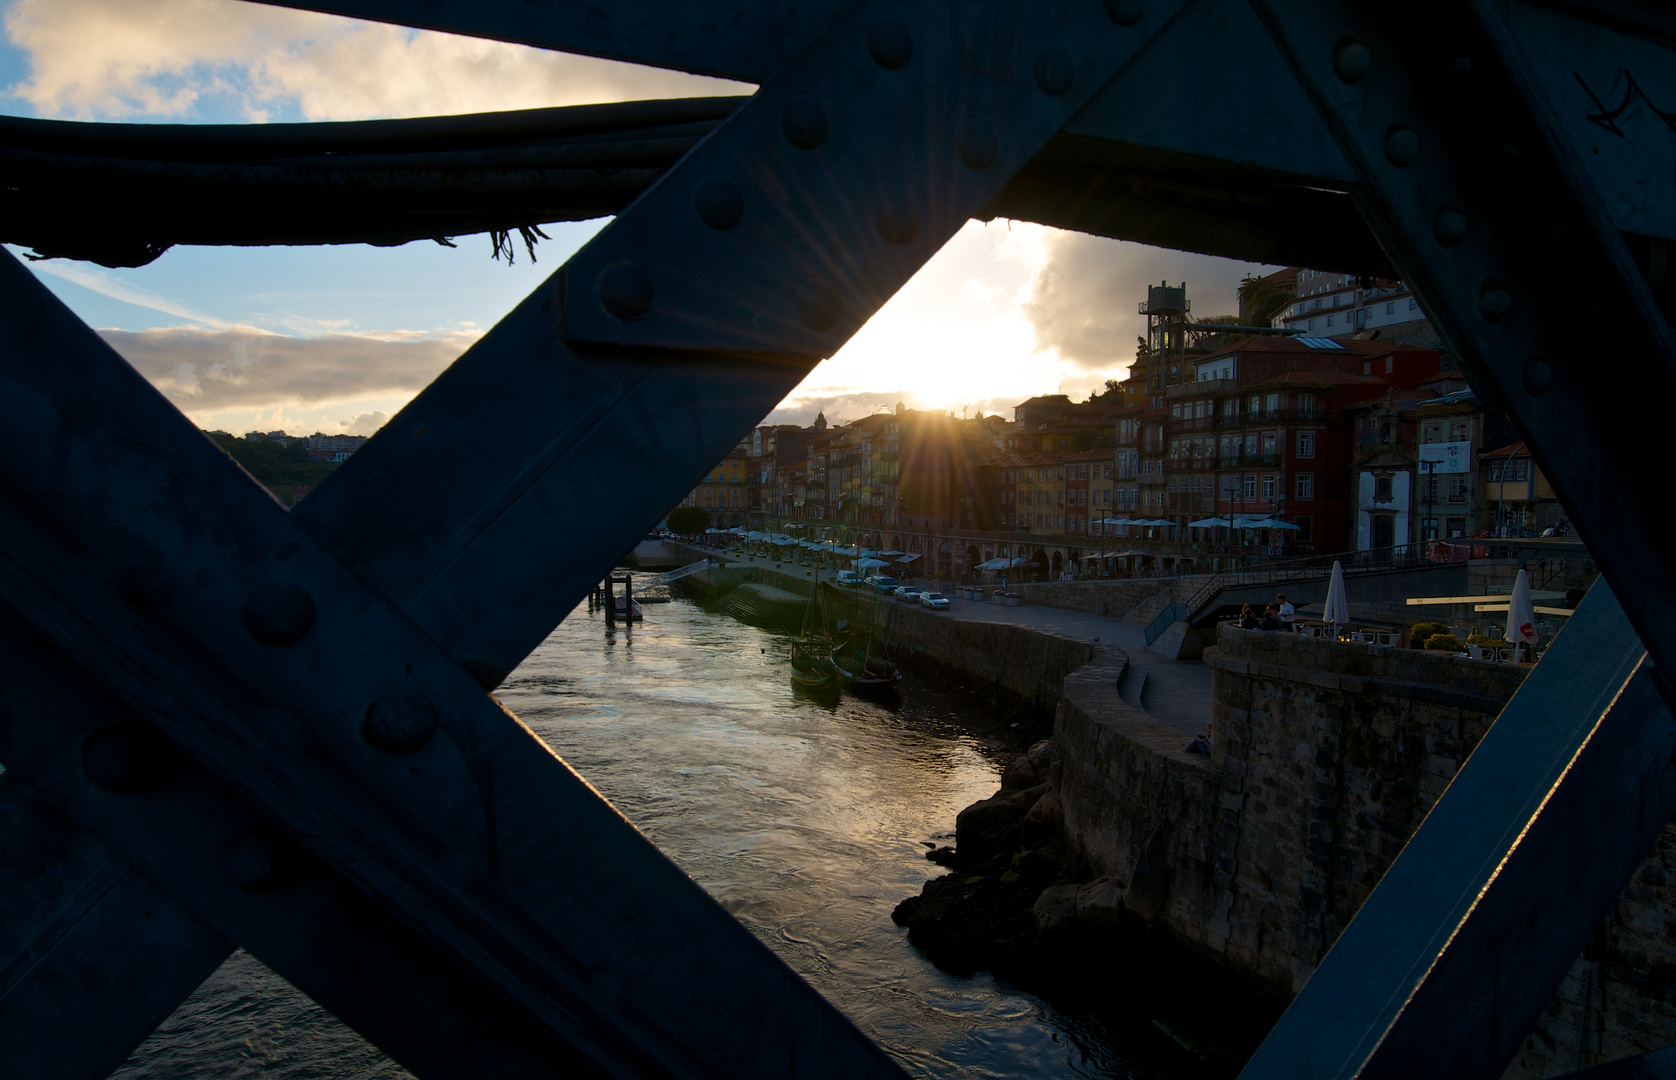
[1009,579,1186,620]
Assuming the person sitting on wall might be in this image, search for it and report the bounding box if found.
[1277,593,1295,624]
[1238,604,1261,630]
[1260,605,1283,631]
[1186,724,1212,755]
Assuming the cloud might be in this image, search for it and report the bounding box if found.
[4,0,746,122]
[101,325,474,414]
[23,255,228,326]
[1022,232,1276,370]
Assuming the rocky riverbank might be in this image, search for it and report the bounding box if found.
[892,738,1285,1076]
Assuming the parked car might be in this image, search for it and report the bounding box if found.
[865,575,899,594]
[894,586,922,603]
[919,591,951,610]
[836,570,863,587]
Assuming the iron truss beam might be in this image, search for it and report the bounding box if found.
[2,0,1675,1076]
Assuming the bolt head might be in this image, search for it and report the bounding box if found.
[866,19,913,69]
[1104,0,1143,25]
[693,176,744,231]
[225,829,298,892]
[83,722,172,792]
[1034,49,1074,96]
[596,261,653,321]
[1478,279,1513,322]
[243,582,315,645]
[1522,355,1553,396]
[1332,38,1370,84]
[780,95,829,150]
[956,120,999,170]
[794,277,843,331]
[364,690,439,754]
[1432,207,1467,247]
[873,189,919,245]
[1384,125,1419,166]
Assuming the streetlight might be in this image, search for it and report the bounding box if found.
[1419,456,1444,555]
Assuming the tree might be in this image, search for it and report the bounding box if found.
[1237,274,1297,325]
[1086,378,1125,404]
[667,505,711,535]
[1071,427,1109,451]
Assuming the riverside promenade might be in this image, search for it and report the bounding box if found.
[674,545,1210,738]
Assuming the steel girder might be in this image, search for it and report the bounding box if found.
[0,2,1674,1080]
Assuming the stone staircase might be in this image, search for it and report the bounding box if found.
[1122,576,1213,625]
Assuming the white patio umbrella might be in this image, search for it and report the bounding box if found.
[1321,560,1350,629]
[1505,568,1538,653]
[857,557,889,569]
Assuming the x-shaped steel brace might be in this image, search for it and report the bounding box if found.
[0,2,1200,1076]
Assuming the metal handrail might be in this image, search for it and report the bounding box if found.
[1144,600,1186,645]
[1181,544,1435,621]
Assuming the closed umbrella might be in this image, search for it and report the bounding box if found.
[1322,560,1350,629]
[1505,568,1538,657]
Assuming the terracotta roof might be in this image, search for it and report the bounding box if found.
[1482,441,1531,458]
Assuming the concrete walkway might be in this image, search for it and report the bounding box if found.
[681,545,1212,737]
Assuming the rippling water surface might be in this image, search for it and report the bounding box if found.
[117,597,1194,1078]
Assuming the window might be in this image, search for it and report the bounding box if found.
[1327,314,1336,328]
[1386,301,1395,314]
[1078,489,1087,506]
[1265,393,1280,413]
[1296,472,1314,500]
[1450,421,1469,441]
[1422,475,1438,502]
[1447,517,1466,537]
[1298,393,1315,419]
[1512,459,1530,481]
[1242,475,1257,500]
[1363,361,1372,375]
[1489,462,1503,482]
[1297,431,1316,457]
[1422,423,1442,443]
[1448,476,1468,502]
[1421,516,1439,541]
[1385,357,1394,373]
[1262,432,1277,459]
[1409,298,1418,311]
[1172,403,1182,418]
[1262,474,1277,501]
[1297,516,1313,544]
[1375,476,1393,502]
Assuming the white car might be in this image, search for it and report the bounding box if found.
[918,591,950,610]
[894,586,922,603]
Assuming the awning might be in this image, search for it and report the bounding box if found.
[857,557,889,569]
[1241,518,1301,530]
[877,549,907,557]
[895,553,923,564]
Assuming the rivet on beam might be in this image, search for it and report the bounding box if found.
[693,176,745,231]
[1034,49,1074,96]
[242,582,316,646]
[82,722,173,792]
[597,261,654,321]
[779,95,829,150]
[866,20,912,69]
[1384,124,1419,166]
[363,690,439,754]
[1332,38,1370,84]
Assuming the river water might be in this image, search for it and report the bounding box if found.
[114,597,1200,1079]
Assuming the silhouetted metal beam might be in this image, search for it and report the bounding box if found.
[0,787,233,1080]
[0,248,907,1080]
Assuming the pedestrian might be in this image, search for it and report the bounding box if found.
[1238,604,1261,630]
[1259,604,1282,632]
[1276,593,1295,624]
[1186,723,1212,756]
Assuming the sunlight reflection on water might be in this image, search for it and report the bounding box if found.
[115,597,1186,1079]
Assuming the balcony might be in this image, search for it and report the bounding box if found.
[1167,415,1216,432]
[1216,409,1329,428]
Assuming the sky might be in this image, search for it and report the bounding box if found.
[2,0,1276,434]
